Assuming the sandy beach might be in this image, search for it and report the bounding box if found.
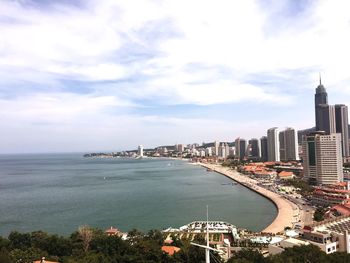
[199,163,300,233]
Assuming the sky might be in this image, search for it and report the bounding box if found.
[1,0,350,153]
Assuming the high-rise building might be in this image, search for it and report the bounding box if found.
[219,143,227,158]
[302,132,343,185]
[315,76,329,130]
[260,136,268,162]
[225,143,230,158]
[335,104,350,159]
[214,141,220,156]
[229,147,235,157]
[138,145,144,157]
[205,147,212,157]
[279,128,299,161]
[248,138,260,159]
[316,104,336,134]
[235,138,246,160]
[267,127,280,162]
[175,144,185,152]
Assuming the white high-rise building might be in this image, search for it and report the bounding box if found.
[302,132,343,185]
[175,144,185,152]
[267,127,280,162]
[213,141,220,156]
[205,147,212,156]
[279,128,299,161]
[138,145,144,157]
[219,143,226,158]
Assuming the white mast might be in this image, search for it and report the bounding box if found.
[191,206,222,263]
[206,205,210,263]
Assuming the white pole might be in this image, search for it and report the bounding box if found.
[206,205,210,263]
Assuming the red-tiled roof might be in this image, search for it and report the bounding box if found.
[314,187,350,194]
[161,246,180,256]
[331,204,350,216]
[278,171,294,177]
[105,226,119,235]
[336,182,348,187]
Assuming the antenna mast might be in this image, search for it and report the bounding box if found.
[191,206,223,263]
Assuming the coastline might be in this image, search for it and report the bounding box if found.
[199,163,300,233]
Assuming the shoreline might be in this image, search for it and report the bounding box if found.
[199,163,300,233]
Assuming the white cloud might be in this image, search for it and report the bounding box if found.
[0,92,133,125]
[2,0,350,152]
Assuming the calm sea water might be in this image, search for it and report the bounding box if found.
[0,154,277,236]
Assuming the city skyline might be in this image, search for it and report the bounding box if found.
[2,0,350,153]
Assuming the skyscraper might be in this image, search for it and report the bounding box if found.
[138,145,144,157]
[218,143,226,158]
[225,143,230,158]
[302,132,343,185]
[267,127,280,162]
[316,104,336,134]
[235,138,246,160]
[213,141,219,156]
[248,138,260,159]
[279,128,299,161]
[315,75,329,130]
[260,136,268,162]
[335,104,349,159]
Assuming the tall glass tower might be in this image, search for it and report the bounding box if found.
[315,75,329,131]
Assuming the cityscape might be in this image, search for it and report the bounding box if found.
[82,77,350,260]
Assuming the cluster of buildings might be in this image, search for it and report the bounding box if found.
[302,78,349,185]
[269,215,350,255]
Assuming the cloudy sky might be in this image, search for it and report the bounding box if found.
[1,0,350,153]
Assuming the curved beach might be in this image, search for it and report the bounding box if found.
[199,163,299,233]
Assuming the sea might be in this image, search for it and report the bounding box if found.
[0,153,277,236]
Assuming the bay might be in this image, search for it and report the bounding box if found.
[0,153,277,236]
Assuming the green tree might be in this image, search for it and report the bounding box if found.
[8,231,31,250]
[314,208,326,222]
[0,248,11,263]
[270,244,328,263]
[9,247,48,263]
[227,248,266,263]
[0,236,9,250]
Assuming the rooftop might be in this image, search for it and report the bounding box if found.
[161,246,180,256]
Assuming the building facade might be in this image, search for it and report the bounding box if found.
[138,145,144,157]
[302,132,343,185]
[335,104,350,159]
[235,138,246,161]
[279,128,299,161]
[248,138,260,160]
[267,127,280,162]
[214,141,220,157]
[315,77,329,131]
[260,136,268,162]
[316,104,336,134]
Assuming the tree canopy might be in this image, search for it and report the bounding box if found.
[1,229,350,263]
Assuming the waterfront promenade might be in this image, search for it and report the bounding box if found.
[199,163,300,234]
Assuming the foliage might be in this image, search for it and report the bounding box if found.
[314,207,326,222]
[283,178,314,196]
[227,248,265,263]
[2,228,350,263]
